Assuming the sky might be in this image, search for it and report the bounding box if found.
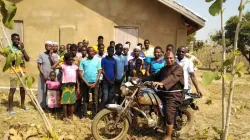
[176,0,250,41]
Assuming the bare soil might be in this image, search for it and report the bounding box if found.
[0,70,250,140]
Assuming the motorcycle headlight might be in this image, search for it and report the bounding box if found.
[120,86,129,96]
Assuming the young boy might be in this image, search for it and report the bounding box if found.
[79,47,101,119]
[100,46,116,109]
[113,44,128,104]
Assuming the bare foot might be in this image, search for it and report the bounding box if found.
[163,136,171,140]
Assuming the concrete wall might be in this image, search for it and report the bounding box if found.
[0,0,187,87]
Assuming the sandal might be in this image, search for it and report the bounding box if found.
[9,110,15,115]
[22,107,30,110]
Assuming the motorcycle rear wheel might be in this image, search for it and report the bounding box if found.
[91,109,130,140]
[177,108,194,134]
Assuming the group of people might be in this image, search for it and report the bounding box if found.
[7,33,202,140]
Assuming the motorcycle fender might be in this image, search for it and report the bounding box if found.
[105,104,133,124]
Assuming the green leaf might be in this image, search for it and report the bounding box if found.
[209,0,221,16]
[15,53,22,67]
[224,73,233,81]
[214,71,221,80]
[0,0,17,29]
[206,0,214,2]
[238,5,245,11]
[233,50,241,56]
[223,58,233,67]
[236,67,248,77]
[0,47,10,56]
[202,71,215,85]
[2,63,11,72]
[26,76,35,89]
[3,53,15,72]
[234,62,245,72]
[212,61,222,67]
[49,130,58,140]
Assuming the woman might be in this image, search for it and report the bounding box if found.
[128,46,144,77]
[146,46,165,76]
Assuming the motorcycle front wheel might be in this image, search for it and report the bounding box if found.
[91,109,130,140]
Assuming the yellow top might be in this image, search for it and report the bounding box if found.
[93,45,107,53]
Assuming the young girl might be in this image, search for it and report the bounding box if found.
[52,53,79,120]
[131,59,145,79]
[46,71,61,109]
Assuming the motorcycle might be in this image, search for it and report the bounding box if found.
[91,77,200,140]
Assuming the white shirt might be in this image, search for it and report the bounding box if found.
[176,56,194,89]
[94,53,106,80]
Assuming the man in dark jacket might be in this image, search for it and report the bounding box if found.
[143,51,184,140]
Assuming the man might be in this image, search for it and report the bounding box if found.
[66,43,71,52]
[79,47,101,119]
[51,42,60,64]
[100,46,116,109]
[59,45,66,57]
[37,41,53,109]
[143,39,154,68]
[113,44,128,104]
[94,44,106,108]
[8,33,30,115]
[76,42,84,58]
[93,36,106,54]
[176,46,202,95]
[83,39,89,48]
[143,51,184,140]
[166,44,174,52]
[110,41,115,47]
[185,46,202,71]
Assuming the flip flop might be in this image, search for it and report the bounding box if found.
[9,110,15,115]
[22,107,30,110]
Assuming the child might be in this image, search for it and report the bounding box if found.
[51,53,79,120]
[131,59,145,79]
[100,46,116,109]
[46,71,61,109]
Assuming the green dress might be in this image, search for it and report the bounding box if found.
[61,83,76,104]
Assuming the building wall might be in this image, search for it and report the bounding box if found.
[3,0,187,86]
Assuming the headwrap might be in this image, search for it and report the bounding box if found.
[53,42,59,45]
[134,45,141,51]
[124,44,129,49]
[45,41,53,45]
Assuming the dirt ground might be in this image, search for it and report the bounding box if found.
[0,70,250,140]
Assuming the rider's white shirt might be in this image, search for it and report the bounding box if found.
[176,56,194,90]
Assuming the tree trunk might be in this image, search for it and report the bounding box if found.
[223,0,245,139]
[220,0,226,134]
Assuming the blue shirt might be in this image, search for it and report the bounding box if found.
[148,58,165,73]
[113,54,128,80]
[79,57,101,83]
[102,57,116,81]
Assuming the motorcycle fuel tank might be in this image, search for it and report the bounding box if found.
[138,88,159,105]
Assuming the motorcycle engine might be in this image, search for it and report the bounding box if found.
[140,106,158,128]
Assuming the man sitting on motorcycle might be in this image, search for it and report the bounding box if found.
[143,51,184,140]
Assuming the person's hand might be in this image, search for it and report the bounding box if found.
[90,83,96,88]
[152,82,163,87]
[197,90,203,97]
[18,42,24,50]
[43,74,47,81]
[76,88,80,95]
[86,82,92,87]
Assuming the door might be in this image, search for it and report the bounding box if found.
[114,27,138,51]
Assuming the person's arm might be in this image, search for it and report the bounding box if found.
[91,59,102,88]
[146,63,151,76]
[142,70,159,82]
[78,70,90,86]
[37,54,47,81]
[19,42,30,62]
[76,68,80,95]
[190,73,202,96]
[102,59,111,84]
[159,66,183,90]
[51,61,62,69]
[112,60,117,84]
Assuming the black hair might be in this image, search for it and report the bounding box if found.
[107,46,114,51]
[87,47,94,53]
[135,59,143,65]
[11,33,19,39]
[110,41,115,44]
[66,43,71,46]
[144,39,150,43]
[115,43,123,50]
[166,44,174,49]
[64,53,73,61]
[49,71,56,76]
[79,46,87,51]
[137,43,143,47]
[125,41,131,44]
[98,44,104,49]
[78,42,83,45]
[70,44,77,50]
[154,46,162,51]
[98,36,104,40]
